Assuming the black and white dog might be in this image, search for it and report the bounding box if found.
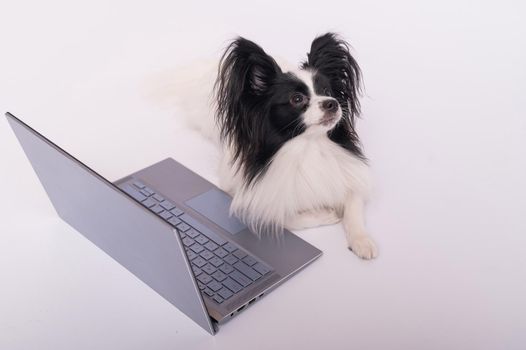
[171,33,377,259]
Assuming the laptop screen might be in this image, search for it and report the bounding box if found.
[6,112,215,335]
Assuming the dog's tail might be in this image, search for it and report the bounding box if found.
[145,59,220,144]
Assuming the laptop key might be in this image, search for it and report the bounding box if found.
[211,270,227,282]
[223,242,237,253]
[204,241,218,251]
[142,187,154,195]
[140,189,152,197]
[253,262,271,275]
[192,266,202,276]
[201,263,217,275]
[233,250,247,259]
[207,280,222,292]
[177,223,191,232]
[151,205,164,214]
[194,235,209,245]
[168,217,182,226]
[186,229,200,238]
[214,247,228,258]
[182,237,195,247]
[153,194,164,202]
[223,254,238,265]
[219,263,234,274]
[217,288,233,300]
[242,255,258,266]
[197,274,213,285]
[186,250,197,260]
[233,261,262,281]
[192,256,207,267]
[203,288,215,297]
[212,295,224,304]
[208,256,223,268]
[222,278,242,294]
[132,180,145,189]
[229,270,252,287]
[159,211,173,220]
[142,198,157,208]
[190,245,204,254]
[200,250,214,260]
[160,200,175,210]
[197,282,205,290]
[170,207,185,217]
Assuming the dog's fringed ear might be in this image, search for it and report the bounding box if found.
[302,33,362,122]
[215,37,282,143]
[216,37,281,100]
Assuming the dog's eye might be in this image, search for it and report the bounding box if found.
[290,93,306,106]
[323,88,332,96]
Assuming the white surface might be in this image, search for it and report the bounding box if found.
[1,1,525,349]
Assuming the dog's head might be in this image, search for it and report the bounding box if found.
[215,33,363,183]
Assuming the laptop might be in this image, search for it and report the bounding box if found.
[5,112,322,335]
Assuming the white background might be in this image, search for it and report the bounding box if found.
[1,1,525,349]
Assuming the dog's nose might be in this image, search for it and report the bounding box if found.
[320,98,338,113]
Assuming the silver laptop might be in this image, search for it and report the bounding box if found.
[6,112,322,335]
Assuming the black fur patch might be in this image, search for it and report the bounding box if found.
[302,33,365,159]
[215,38,308,184]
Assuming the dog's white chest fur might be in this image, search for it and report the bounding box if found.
[220,132,370,230]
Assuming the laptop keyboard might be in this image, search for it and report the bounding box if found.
[121,179,273,305]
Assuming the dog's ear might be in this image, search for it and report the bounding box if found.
[215,37,282,168]
[216,37,281,100]
[303,33,362,121]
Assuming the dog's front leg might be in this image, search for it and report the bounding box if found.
[343,193,378,259]
[285,208,341,230]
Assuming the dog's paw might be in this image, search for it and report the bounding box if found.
[348,235,378,260]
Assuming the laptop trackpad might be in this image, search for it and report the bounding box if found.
[185,189,247,235]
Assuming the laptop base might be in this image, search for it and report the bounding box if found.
[114,158,322,323]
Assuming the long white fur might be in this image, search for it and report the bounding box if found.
[166,61,378,259]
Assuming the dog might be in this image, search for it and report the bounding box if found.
[168,33,377,259]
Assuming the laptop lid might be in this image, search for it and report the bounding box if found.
[5,112,216,335]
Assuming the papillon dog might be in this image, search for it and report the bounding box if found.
[170,33,377,259]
